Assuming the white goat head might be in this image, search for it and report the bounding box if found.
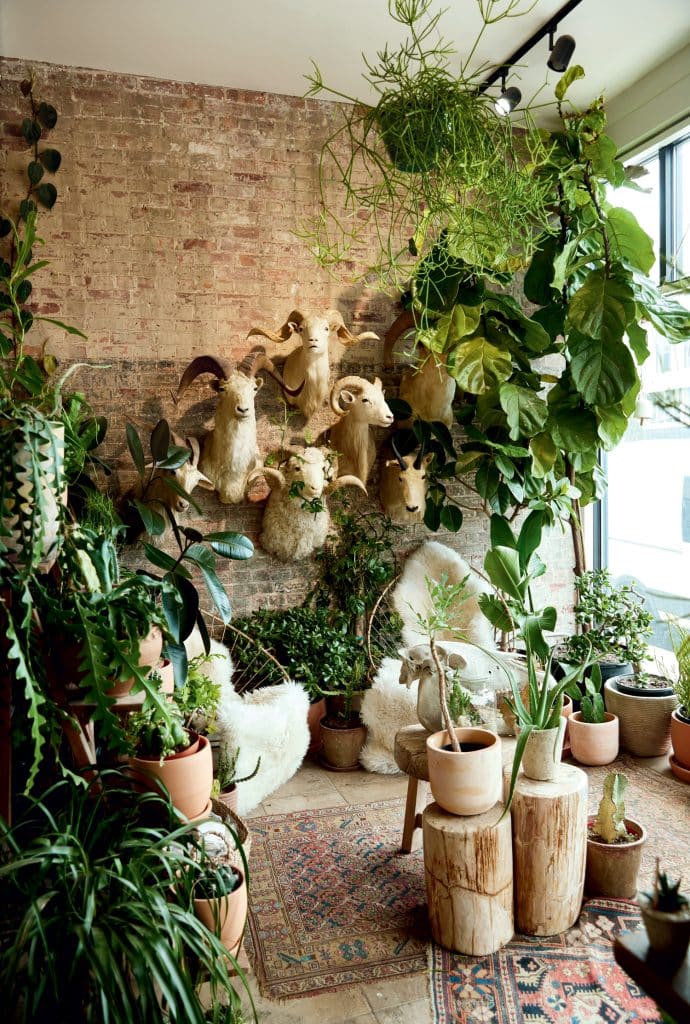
[247,309,379,421]
[380,436,432,524]
[384,310,456,427]
[398,643,468,688]
[328,375,394,484]
[162,434,214,513]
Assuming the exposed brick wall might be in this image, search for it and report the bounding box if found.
[0,57,575,630]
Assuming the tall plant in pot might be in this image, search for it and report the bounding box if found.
[669,621,690,778]
[585,771,646,899]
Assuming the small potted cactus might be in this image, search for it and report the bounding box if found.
[193,862,248,958]
[585,772,646,898]
[567,664,620,766]
[212,744,261,813]
[639,859,690,966]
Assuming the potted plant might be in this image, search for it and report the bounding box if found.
[566,664,620,766]
[126,699,214,820]
[318,649,370,771]
[638,860,690,966]
[0,770,255,1023]
[585,771,646,899]
[670,621,690,777]
[192,861,248,959]
[175,651,223,736]
[212,743,261,812]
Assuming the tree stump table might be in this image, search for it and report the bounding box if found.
[393,725,430,853]
[423,800,514,955]
[507,762,588,936]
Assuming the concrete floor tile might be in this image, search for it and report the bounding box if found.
[372,997,433,1024]
[260,789,348,814]
[243,982,373,1023]
[360,974,429,1011]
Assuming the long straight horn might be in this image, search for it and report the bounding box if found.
[390,433,407,470]
[239,346,304,398]
[413,438,427,470]
[176,356,230,402]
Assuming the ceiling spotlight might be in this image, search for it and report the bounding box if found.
[548,33,576,72]
[495,86,521,116]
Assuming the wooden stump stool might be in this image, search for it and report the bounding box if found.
[394,725,430,853]
[508,762,588,936]
[423,801,514,955]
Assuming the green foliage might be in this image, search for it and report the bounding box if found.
[303,0,553,287]
[563,569,653,668]
[214,744,261,792]
[447,672,480,726]
[594,771,629,844]
[0,771,254,1024]
[644,860,690,913]
[127,700,189,761]
[193,863,242,901]
[669,621,690,714]
[176,653,222,732]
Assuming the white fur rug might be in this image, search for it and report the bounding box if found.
[359,658,418,775]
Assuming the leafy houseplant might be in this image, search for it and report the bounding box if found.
[585,771,646,899]
[0,771,255,1024]
[175,652,223,735]
[639,860,690,966]
[670,622,690,773]
[566,663,620,766]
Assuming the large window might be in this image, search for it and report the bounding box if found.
[600,130,690,649]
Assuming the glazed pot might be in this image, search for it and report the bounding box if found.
[128,732,213,819]
[638,895,690,966]
[670,708,690,769]
[426,727,502,816]
[568,711,619,766]
[521,719,566,782]
[320,717,367,771]
[604,679,677,757]
[194,866,248,957]
[585,817,646,898]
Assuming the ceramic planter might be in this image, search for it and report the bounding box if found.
[320,717,367,771]
[128,732,213,819]
[585,817,646,898]
[604,679,677,756]
[426,727,502,816]
[638,896,690,966]
[615,673,675,697]
[106,627,165,698]
[521,719,566,781]
[568,711,619,766]
[307,698,327,754]
[194,866,248,957]
[670,708,690,770]
[216,785,239,813]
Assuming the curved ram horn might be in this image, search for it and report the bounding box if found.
[390,433,408,470]
[383,309,417,368]
[329,375,364,416]
[328,309,380,346]
[328,474,368,495]
[239,346,305,398]
[247,309,304,344]
[413,438,427,470]
[186,435,201,466]
[247,465,286,492]
[176,355,231,402]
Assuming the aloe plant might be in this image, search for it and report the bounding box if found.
[644,859,689,913]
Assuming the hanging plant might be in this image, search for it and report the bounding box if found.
[304,0,554,289]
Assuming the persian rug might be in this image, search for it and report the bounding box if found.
[244,757,689,1007]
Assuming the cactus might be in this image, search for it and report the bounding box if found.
[594,771,629,843]
[644,858,689,913]
[213,744,261,794]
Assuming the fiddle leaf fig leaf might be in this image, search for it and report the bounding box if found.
[631,272,690,342]
[499,383,548,440]
[568,269,636,342]
[569,332,637,405]
[626,320,649,364]
[555,64,585,101]
[524,235,557,306]
[449,337,512,393]
[596,404,629,449]
[607,207,655,274]
[548,406,599,452]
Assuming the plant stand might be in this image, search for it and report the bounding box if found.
[423,800,513,955]
[508,763,588,935]
[394,725,430,853]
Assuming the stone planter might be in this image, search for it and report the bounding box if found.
[604,679,677,756]
[585,817,646,898]
[638,896,690,966]
[521,719,566,782]
[568,711,619,766]
[426,727,502,816]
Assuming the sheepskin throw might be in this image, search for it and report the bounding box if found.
[359,658,419,774]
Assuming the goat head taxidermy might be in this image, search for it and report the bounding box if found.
[175,348,302,504]
[380,434,432,524]
[327,375,394,484]
[384,310,456,427]
[247,309,379,421]
[247,446,366,561]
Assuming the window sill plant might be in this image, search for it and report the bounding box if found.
[565,663,620,766]
[670,621,690,774]
[585,771,646,900]
[638,860,690,966]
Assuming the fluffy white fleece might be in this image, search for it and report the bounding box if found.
[392,540,495,649]
[184,630,309,814]
[359,657,418,775]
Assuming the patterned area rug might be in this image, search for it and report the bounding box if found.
[244,757,689,1010]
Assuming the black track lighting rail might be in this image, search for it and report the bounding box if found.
[478,0,585,94]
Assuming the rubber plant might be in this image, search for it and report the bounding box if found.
[304,0,552,288]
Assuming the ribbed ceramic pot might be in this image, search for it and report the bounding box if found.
[585,817,646,898]
[426,727,502,816]
[568,712,619,766]
[521,718,566,782]
[194,867,248,956]
[604,680,677,756]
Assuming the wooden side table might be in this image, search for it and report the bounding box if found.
[393,725,430,853]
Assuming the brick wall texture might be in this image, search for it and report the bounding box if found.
[0,57,576,629]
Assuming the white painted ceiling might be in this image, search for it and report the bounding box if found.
[1,0,689,124]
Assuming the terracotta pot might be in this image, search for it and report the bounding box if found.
[194,867,248,956]
[521,719,566,781]
[216,785,239,813]
[154,658,175,696]
[585,817,646,898]
[105,628,166,698]
[426,727,502,816]
[604,679,677,756]
[671,709,690,769]
[307,698,326,754]
[568,711,619,766]
[320,718,367,771]
[638,896,690,966]
[561,694,573,756]
[128,733,213,818]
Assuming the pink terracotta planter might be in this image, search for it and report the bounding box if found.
[426,727,502,816]
[568,711,619,766]
[671,709,690,770]
[128,733,213,819]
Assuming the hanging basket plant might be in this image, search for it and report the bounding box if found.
[304,0,554,288]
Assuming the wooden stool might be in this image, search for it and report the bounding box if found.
[423,800,514,955]
[394,725,430,853]
[507,762,588,936]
